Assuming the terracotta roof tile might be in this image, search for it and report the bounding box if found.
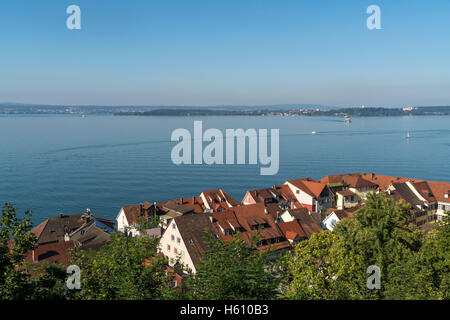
[286,178,327,198]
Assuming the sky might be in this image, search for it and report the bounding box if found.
[1,0,450,107]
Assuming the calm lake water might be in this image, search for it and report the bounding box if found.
[1,114,449,225]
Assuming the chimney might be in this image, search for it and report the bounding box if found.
[32,243,39,263]
[193,196,196,204]
[59,212,63,218]
[371,173,375,180]
[290,200,295,209]
[144,208,148,220]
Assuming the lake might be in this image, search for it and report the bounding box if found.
[1,114,449,225]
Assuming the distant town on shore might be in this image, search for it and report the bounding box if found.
[1,103,450,117]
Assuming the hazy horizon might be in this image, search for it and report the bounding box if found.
[1,0,450,106]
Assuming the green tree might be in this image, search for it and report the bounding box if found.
[68,232,174,300]
[0,203,66,300]
[283,193,434,300]
[183,232,282,300]
[135,215,161,233]
[385,214,449,299]
[281,230,363,299]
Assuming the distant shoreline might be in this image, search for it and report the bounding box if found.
[1,105,450,117]
[113,106,450,117]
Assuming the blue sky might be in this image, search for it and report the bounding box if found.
[1,0,450,106]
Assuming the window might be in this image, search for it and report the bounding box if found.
[172,223,176,229]
[167,244,171,251]
[247,197,251,203]
[180,250,184,259]
[177,237,181,244]
[171,235,175,241]
[174,248,178,254]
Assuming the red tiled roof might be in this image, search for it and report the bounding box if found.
[278,220,307,240]
[212,203,289,250]
[244,184,302,209]
[412,181,436,203]
[337,190,357,197]
[320,174,378,189]
[24,241,74,266]
[326,208,354,220]
[122,201,166,224]
[286,178,327,198]
[201,189,241,210]
[359,173,424,191]
[427,181,450,203]
[164,197,205,214]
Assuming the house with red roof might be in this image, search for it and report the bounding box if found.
[242,184,302,209]
[199,189,241,212]
[386,180,441,227]
[210,203,290,252]
[159,214,220,274]
[117,197,207,235]
[319,173,378,201]
[284,178,332,213]
[277,220,307,247]
[336,189,360,210]
[427,180,450,219]
[117,201,166,236]
[28,211,115,266]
